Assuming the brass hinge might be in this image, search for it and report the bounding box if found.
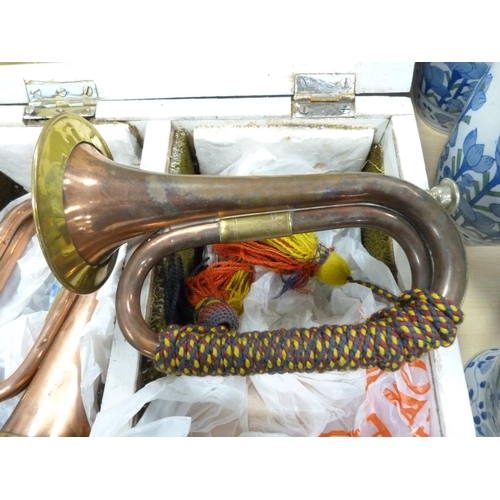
[292,73,356,118]
[23,80,98,120]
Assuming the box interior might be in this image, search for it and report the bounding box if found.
[0,109,444,436]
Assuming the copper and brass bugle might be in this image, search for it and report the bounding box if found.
[32,112,468,300]
[31,112,467,357]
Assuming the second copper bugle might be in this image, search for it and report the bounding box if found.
[0,199,94,436]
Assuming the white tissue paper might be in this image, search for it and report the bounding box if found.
[194,126,375,175]
[79,245,127,426]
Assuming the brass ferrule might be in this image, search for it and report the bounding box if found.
[219,212,293,243]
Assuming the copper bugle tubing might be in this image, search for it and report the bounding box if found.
[0,199,32,261]
[2,291,98,437]
[0,217,36,293]
[0,288,77,402]
[0,204,94,434]
[0,201,70,403]
[116,202,467,359]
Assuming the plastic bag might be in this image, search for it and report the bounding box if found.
[321,360,432,437]
[248,372,366,436]
[79,245,127,426]
[91,376,248,437]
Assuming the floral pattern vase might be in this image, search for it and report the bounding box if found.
[436,62,500,244]
[413,62,491,133]
[464,348,500,437]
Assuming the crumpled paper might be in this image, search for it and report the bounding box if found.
[79,245,127,426]
[194,126,375,175]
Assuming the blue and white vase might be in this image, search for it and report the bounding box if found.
[464,348,500,437]
[414,62,491,133]
[436,62,500,244]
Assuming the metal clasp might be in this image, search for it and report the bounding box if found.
[24,80,98,120]
[292,73,356,118]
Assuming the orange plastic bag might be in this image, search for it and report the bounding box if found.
[321,359,432,437]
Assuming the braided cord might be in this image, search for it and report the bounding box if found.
[154,284,463,376]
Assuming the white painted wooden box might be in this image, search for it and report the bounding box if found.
[0,62,475,436]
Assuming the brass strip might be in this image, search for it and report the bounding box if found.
[219,212,293,243]
[32,112,116,294]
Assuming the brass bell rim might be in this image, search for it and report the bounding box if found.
[32,112,118,294]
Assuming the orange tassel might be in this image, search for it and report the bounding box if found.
[187,260,254,311]
[186,260,255,329]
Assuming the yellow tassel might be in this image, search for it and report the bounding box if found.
[264,233,318,262]
[225,269,254,313]
[265,232,351,286]
[315,252,351,286]
[212,232,351,294]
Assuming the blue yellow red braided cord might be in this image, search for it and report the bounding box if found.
[153,281,463,376]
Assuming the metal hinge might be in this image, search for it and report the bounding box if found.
[292,73,356,118]
[23,80,98,120]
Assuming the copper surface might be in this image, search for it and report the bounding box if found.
[0,202,77,403]
[0,289,76,402]
[0,199,32,261]
[0,198,92,435]
[2,292,97,437]
[0,217,36,293]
